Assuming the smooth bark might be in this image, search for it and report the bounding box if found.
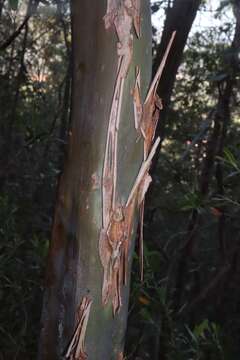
[38,1,152,359]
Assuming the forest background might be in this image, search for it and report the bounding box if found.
[0,0,240,359]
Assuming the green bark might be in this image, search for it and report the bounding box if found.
[38,1,152,359]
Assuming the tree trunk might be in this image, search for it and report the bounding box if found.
[38,1,152,359]
[153,0,201,145]
[0,0,5,19]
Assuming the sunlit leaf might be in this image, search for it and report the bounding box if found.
[193,319,209,338]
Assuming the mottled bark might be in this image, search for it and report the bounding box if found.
[38,1,152,359]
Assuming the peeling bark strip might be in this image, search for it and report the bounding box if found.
[104,0,141,40]
[100,0,142,314]
[133,66,142,131]
[117,351,124,360]
[132,32,176,278]
[65,297,92,360]
[126,138,160,206]
[140,31,176,160]
[102,0,140,229]
[100,1,175,314]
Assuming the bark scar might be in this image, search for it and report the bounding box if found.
[65,297,92,360]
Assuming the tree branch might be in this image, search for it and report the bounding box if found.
[0,0,39,51]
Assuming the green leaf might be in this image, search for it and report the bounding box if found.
[185,325,199,345]
[223,148,239,171]
[8,0,19,10]
[179,191,203,211]
[140,308,152,322]
[193,319,209,338]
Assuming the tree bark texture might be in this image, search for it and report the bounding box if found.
[38,1,153,359]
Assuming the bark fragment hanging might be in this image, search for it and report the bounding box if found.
[140,31,176,159]
[65,297,92,360]
[126,138,160,207]
[131,32,176,279]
